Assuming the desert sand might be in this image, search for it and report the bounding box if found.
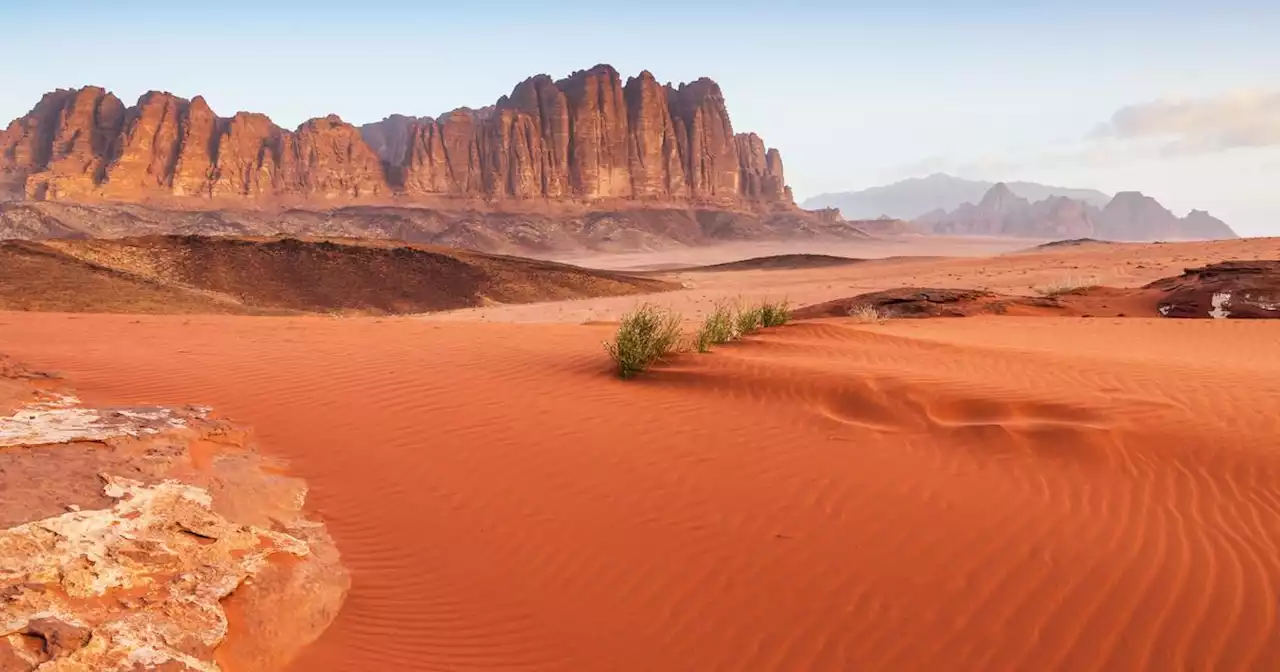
[430,236,1280,323]
[2,236,1279,670]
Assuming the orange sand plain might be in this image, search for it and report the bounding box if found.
[438,236,1280,323]
[3,237,1280,670]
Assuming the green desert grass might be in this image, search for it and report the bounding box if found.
[759,299,791,327]
[695,301,736,353]
[604,303,683,379]
[610,299,793,377]
[733,305,763,337]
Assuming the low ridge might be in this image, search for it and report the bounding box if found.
[0,235,676,314]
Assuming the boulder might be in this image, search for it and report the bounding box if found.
[1146,261,1280,318]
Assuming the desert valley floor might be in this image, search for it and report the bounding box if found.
[3,235,1280,670]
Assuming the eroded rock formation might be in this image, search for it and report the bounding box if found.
[1146,261,1280,319]
[1,65,793,209]
[0,366,349,671]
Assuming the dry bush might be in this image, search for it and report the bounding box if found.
[1033,275,1099,297]
[848,304,887,323]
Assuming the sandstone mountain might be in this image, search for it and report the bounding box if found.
[917,183,1236,241]
[0,65,789,209]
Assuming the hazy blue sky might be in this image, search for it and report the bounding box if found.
[3,0,1277,235]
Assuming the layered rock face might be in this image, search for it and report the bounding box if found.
[1147,261,1280,319]
[0,87,127,200]
[918,183,1236,241]
[381,66,786,204]
[1,65,792,210]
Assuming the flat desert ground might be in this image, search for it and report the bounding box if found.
[3,235,1279,670]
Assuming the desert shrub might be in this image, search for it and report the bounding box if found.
[604,304,683,379]
[695,302,736,353]
[1033,275,1099,297]
[733,305,763,337]
[848,304,886,323]
[759,299,791,328]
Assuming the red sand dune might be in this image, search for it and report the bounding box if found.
[3,311,1279,670]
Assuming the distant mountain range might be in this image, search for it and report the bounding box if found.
[915,183,1235,241]
[803,174,1236,241]
[803,174,1112,220]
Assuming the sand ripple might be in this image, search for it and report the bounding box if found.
[2,313,1278,670]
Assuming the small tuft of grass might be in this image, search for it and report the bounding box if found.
[1033,275,1098,297]
[848,304,886,323]
[733,305,763,337]
[695,302,735,353]
[759,299,791,328]
[604,304,683,379]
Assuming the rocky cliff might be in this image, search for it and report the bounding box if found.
[918,183,1236,241]
[0,65,791,211]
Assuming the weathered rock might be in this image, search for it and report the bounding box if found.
[0,379,350,671]
[557,65,633,199]
[4,87,126,201]
[1,91,77,195]
[624,71,687,200]
[735,133,785,201]
[668,78,740,200]
[1146,260,1280,318]
[171,96,219,198]
[399,115,455,195]
[501,75,572,198]
[359,113,427,167]
[101,91,187,198]
[210,111,284,198]
[0,476,311,671]
[791,288,1064,320]
[282,115,389,198]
